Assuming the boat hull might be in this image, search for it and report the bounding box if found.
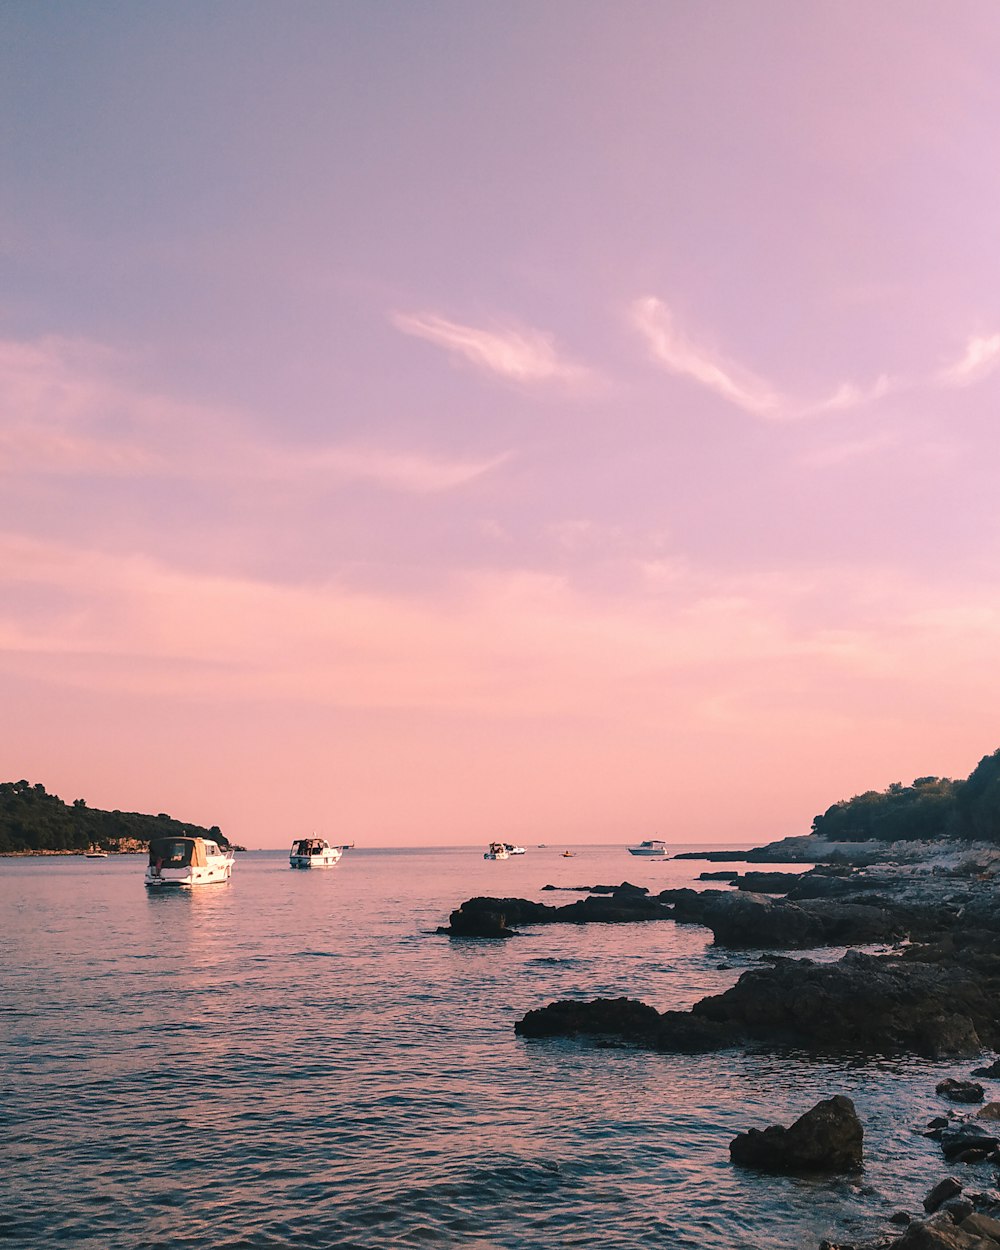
[144,863,233,887]
[290,852,342,868]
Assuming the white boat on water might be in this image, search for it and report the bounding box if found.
[484,842,510,860]
[145,836,235,887]
[290,837,344,868]
[85,848,108,858]
[504,843,526,855]
[627,839,668,857]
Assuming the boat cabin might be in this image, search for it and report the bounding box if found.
[292,838,331,858]
[145,836,234,887]
[149,836,211,868]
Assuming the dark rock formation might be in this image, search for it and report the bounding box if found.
[516,948,1000,1058]
[729,1095,863,1173]
[732,871,804,893]
[699,870,739,880]
[697,892,903,949]
[541,882,650,895]
[961,1214,1000,1242]
[891,1216,1000,1248]
[941,1199,976,1224]
[438,890,673,936]
[939,1124,1000,1162]
[439,903,518,938]
[683,951,990,1057]
[937,1079,986,1104]
[514,996,660,1040]
[924,1179,965,1215]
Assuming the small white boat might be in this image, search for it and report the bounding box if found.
[290,837,344,868]
[484,842,510,860]
[504,843,526,855]
[145,836,235,887]
[85,848,108,858]
[627,839,668,857]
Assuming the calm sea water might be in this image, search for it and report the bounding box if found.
[1,846,993,1250]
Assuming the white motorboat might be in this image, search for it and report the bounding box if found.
[85,848,108,858]
[503,843,526,855]
[290,837,344,868]
[145,836,235,887]
[484,842,510,860]
[627,839,668,857]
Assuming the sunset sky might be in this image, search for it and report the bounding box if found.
[3,2,1000,848]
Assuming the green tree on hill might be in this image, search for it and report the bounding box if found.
[0,782,229,854]
[811,751,1000,845]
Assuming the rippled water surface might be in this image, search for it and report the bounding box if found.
[1,846,990,1249]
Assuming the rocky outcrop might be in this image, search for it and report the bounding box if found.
[729,1095,863,1173]
[677,950,992,1057]
[697,892,903,949]
[732,870,805,893]
[514,996,660,1040]
[516,948,999,1058]
[438,889,673,936]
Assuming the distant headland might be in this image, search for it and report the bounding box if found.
[0,780,235,856]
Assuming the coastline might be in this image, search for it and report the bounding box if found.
[442,833,1000,1249]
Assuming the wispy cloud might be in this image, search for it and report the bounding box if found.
[0,334,504,494]
[801,375,894,415]
[632,296,999,419]
[936,334,1000,387]
[631,296,783,416]
[390,310,591,386]
[298,445,509,493]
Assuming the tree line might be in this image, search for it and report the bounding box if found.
[811,748,1000,843]
[0,781,229,854]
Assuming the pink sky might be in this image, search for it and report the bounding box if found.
[2,3,1000,847]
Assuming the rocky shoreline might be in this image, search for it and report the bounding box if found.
[440,836,1000,1247]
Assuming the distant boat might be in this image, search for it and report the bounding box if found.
[145,836,234,887]
[290,837,344,868]
[484,842,510,860]
[561,851,575,857]
[85,848,108,858]
[503,843,526,855]
[627,839,668,857]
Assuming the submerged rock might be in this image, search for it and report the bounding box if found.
[729,1095,863,1173]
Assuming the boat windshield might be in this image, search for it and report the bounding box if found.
[148,838,194,868]
[293,839,324,855]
